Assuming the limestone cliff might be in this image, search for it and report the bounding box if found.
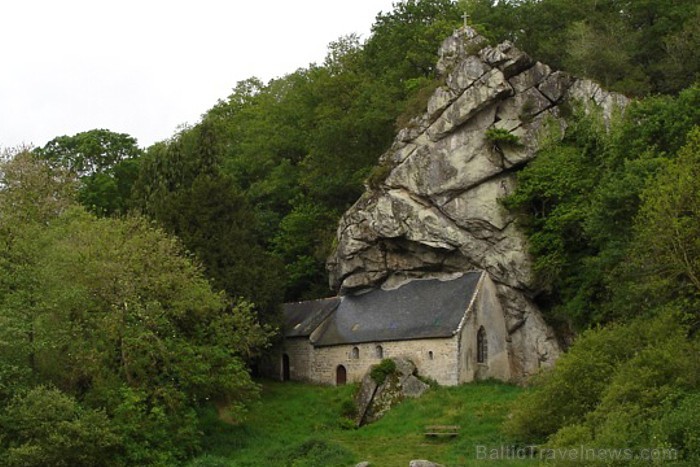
[326,27,628,380]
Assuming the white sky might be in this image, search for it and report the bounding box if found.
[0,0,397,149]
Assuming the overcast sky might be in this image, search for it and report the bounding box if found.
[0,0,398,149]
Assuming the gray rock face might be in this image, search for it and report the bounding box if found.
[354,371,379,426]
[327,27,629,380]
[409,461,444,467]
[355,358,429,426]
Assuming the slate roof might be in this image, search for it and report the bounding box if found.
[282,297,340,338]
[312,272,483,346]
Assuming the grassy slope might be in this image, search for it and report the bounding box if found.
[192,380,531,467]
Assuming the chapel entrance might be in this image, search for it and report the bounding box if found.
[336,365,347,385]
[282,354,290,381]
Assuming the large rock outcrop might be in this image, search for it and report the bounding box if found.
[327,27,628,380]
[355,358,429,426]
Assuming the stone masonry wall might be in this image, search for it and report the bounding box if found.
[457,274,511,383]
[311,338,460,386]
[284,337,314,382]
[261,337,315,383]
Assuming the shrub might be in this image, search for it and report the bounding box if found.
[0,386,121,467]
[396,77,440,129]
[336,416,357,431]
[653,392,700,462]
[109,386,201,465]
[504,308,690,444]
[507,306,700,465]
[504,321,639,443]
[367,161,393,189]
[519,98,537,123]
[370,359,398,385]
[485,128,522,147]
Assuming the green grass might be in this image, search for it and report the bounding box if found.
[190,380,533,467]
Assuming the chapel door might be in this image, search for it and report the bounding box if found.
[282,354,290,381]
[336,365,347,385]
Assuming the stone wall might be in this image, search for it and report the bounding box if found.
[263,336,461,386]
[260,337,314,382]
[311,337,460,386]
[457,274,511,383]
[285,337,314,382]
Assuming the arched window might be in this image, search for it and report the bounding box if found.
[352,347,359,359]
[375,345,383,359]
[428,351,434,360]
[477,326,488,364]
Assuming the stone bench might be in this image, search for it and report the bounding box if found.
[424,425,460,437]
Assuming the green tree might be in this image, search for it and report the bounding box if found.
[503,110,609,328]
[134,122,285,322]
[485,0,698,94]
[34,129,143,216]
[272,198,340,300]
[156,172,285,322]
[0,150,77,392]
[0,151,271,464]
[564,19,649,94]
[364,0,461,83]
[660,5,700,93]
[35,129,141,176]
[624,127,700,317]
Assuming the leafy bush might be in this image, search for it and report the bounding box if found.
[519,98,537,123]
[370,359,398,385]
[0,387,120,467]
[505,321,638,443]
[653,392,700,462]
[396,77,441,129]
[367,161,394,189]
[505,308,691,443]
[507,307,700,463]
[336,416,357,431]
[485,128,522,147]
[107,386,201,465]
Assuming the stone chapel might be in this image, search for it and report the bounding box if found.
[260,271,512,386]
